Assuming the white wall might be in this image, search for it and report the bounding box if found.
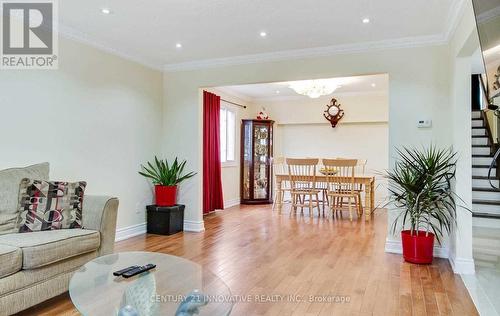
[205,88,254,209]
[448,0,478,274]
[162,44,452,233]
[0,37,163,230]
[262,92,389,202]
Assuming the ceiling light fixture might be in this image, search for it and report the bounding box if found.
[371,83,376,87]
[260,31,267,37]
[276,90,280,94]
[101,8,111,14]
[175,43,182,48]
[362,18,370,24]
[288,80,339,99]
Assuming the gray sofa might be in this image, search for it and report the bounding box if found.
[0,163,119,315]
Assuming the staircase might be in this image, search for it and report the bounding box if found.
[471,110,500,269]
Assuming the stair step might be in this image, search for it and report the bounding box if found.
[472,204,500,216]
[473,216,500,228]
[472,128,487,136]
[473,177,500,188]
[472,137,489,145]
[472,111,482,119]
[473,199,500,205]
[472,119,484,127]
[472,198,500,215]
[473,226,500,240]
[473,156,495,165]
[472,166,496,177]
[473,189,500,201]
[473,146,492,155]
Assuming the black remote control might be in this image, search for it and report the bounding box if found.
[113,265,139,276]
[122,264,156,278]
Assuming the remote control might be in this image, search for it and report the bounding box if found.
[113,265,139,276]
[122,264,156,278]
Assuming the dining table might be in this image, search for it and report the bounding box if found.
[274,173,376,221]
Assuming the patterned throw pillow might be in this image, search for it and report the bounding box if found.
[17,179,86,232]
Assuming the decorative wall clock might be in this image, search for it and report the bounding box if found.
[323,98,344,128]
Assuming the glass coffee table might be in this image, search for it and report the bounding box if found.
[69,251,233,316]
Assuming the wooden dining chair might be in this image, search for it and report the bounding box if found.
[322,158,361,221]
[286,158,322,217]
[272,157,291,210]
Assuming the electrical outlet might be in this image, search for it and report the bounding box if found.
[417,119,432,128]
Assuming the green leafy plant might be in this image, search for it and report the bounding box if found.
[385,146,458,245]
[139,157,196,186]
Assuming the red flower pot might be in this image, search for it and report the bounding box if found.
[155,185,177,207]
[401,230,435,264]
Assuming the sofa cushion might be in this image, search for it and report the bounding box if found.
[0,163,49,235]
[0,245,22,278]
[17,179,87,232]
[0,251,97,297]
[0,229,99,269]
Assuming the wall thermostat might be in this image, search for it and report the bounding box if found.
[417,119,432,128]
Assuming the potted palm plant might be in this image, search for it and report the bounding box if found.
[139,157,196,207]
[385,146,458,264]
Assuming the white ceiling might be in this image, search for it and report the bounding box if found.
[58,0,462,69]
[217,74,388,101]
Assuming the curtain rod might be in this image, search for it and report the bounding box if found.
[221,98,247,109]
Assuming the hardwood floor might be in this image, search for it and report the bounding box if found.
[18,205,478,316]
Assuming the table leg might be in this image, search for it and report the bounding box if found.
[364,181,372,221]
[370,180,375,213]
[276,179,283,213]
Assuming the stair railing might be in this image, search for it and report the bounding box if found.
[487,108,500,188]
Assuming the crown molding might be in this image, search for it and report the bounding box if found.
[58,25,164,71]
[163,33,448,72]
[251,90,388,103]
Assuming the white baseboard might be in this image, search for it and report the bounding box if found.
[384,239,450,259]
[115,222,147,242]
[449,255,476,274]
[224,198,240,209]
[115,219,206,241]
[184,220,205,232]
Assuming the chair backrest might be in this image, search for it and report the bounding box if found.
[272,157,287,175]
[286,158,319,190]
[322,158,357,193]
[356,159,367,175]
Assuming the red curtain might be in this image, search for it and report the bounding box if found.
[203,91,224,214]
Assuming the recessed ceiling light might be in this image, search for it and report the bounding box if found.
[175,43,182,48]
[371,83,376,87]
[362,18,370,24]
[101,8,111,14]
[276,90,280,94]
[260,31,267,37]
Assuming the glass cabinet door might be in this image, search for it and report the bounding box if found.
[240,119,274,204]
[253,123,270,200]
[242,122,252,200]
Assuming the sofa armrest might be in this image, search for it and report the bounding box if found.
[82,195,119,256]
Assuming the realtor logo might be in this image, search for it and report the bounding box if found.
[1,0,58,69]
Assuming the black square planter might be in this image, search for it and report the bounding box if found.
[146,204,185,235]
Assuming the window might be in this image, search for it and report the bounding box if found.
[220,106,236,164]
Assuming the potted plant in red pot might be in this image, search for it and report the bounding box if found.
[139,157,196,207]
[385,147,458,264]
